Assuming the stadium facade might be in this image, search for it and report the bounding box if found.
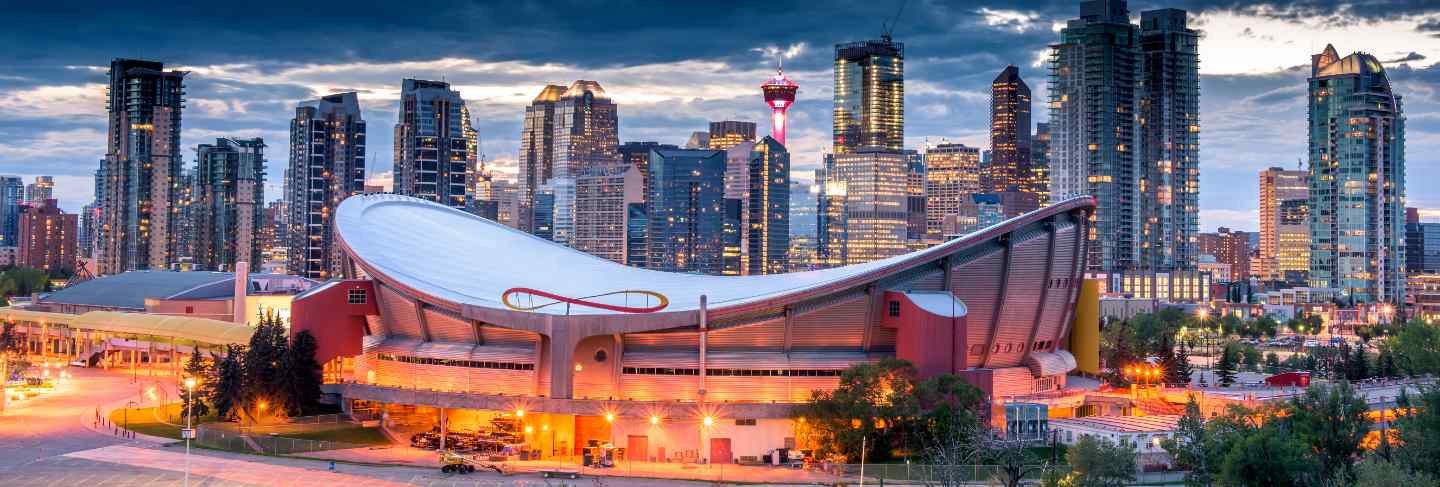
[297,194,1094,463]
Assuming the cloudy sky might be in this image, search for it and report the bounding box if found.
[1,0,1438,231]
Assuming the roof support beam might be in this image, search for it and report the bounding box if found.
[981,234,1014,368]
[1025,221,1059,356]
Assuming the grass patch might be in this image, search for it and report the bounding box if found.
[277,425,391,446]
[108,403,217,440]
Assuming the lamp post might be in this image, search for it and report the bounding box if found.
[183,377,197,487]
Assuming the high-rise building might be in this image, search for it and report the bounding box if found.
[904,150,927,246]
[79,165,105,258]
[1050,0,1141,273]
[1031,122,1051,203]
[1307,44,1407,304]
[761,67,799,146]
[816,162,848,268]
[1139,8,1201,272]
[517,85,567,232]
[707,121,756,151]
[1258,166,1309,280]
[923,143,982,240]
[98,58,186,275]
[1196,227,1249,282]
[193,138,265,271]
[1051,0,1196,273]
[573,163,645,265]
[393,79,474,210]
[487,179,521,228]
[1407,208,1440,275]
[287,92,366,280]
[684,131,711,150]
[259,199,287,274]
[988,66,1033,194]
[788,180,818,271]
[17,199,76,274]
[833,36,904,154]
[943,193,1006,238]
[831,150,909,264]
[0,176,22,247]
[746,137,790,275]
[619,141,678,203]
[548,81,621,246]
[647,149,726,274]
[723,141,757,273]
[24,176,54,206]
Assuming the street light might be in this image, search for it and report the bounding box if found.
[183,377,197,487]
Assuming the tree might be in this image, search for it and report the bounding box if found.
[1216,343,1240,387]
[1065,435,1136,487]
[182,349,210,419]
[794,358,920,462]
[982,434,1045,487]
[1171,343,1194,386]
[1252,316,1280,339]
[1345,344,1370,381]
[0,321,20,355]
[1387,320,1440,376]
[1286,382,1369,482]
[1162,396,1215,487]
[1353,456,1439,486]
[1394,386,1440,478]
[281,330,325,416]
[209,345,246,420]
[243,310,289,414]
[1265,352,1281,371]
[1240,345,1261,372]
[1218,424,1316,487]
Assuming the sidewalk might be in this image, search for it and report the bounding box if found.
[304,446,852,484]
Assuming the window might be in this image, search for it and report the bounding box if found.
[348,289,368,305]
[185,306,194,314]
[888,301,900,317]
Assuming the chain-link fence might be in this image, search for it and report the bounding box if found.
[194,422,369,455]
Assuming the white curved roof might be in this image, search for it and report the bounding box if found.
[336,194,1089,316]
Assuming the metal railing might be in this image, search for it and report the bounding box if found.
[194,424,369,455]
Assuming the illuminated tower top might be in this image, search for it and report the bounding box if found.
[761,66,799,147]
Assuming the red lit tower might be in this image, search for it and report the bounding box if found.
[760,66,798,147]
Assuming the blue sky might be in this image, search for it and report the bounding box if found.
[1,0,1438,231]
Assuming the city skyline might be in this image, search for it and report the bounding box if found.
[1,1,1439,233]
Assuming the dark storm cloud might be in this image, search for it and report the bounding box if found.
[1,0,1438,230]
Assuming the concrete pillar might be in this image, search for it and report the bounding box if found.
[233,261,250,324]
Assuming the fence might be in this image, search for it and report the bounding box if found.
[194,424,370,455]
[493,459,1181,485]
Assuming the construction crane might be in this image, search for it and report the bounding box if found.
[881,0,907,40]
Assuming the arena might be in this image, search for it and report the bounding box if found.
[296,194,1095,464]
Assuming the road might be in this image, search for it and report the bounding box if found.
[0,367,748,486]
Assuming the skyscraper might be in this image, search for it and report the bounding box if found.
[193,138,265,271]
[1052,0,1201,274]
[988,66,1033,194]
[788,180,818,271]
[1258,166,1309,281]
[723,141,757,272]
[1407,208,1440,275]
[707,120,756,151]
[98,58,187,274]
[923,143,981,240]
[517,85,567,232]
[573,163,645,264]
[287,92,366,280]
[831,150,909,264]
[746,137,790,275]
[904,150,927,246]
[24,176,53,206]
[393,79,475,210]
[0,176,22,248]
[1031,123,1051,203]
[17,199,76,274]
[619,141,678,203]
[1139,8,1201,272]
[816,161,848,268]
[1308,44,1407,303]
[548,81,621,246]
[761,67,799,146]
[647,148,726,274]
[833,36,904,154]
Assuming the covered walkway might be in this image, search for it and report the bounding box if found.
[2,307,255,378]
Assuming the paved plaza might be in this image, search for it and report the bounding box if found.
[0,368,744,486]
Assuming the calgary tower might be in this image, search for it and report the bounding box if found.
[761,63,798,147]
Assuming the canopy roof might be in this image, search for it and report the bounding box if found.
[1,308,254,345]
[336,194,1095,316]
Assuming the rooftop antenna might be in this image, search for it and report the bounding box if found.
[881,0,907,40]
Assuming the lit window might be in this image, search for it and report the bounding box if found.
[348,289,368,305]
